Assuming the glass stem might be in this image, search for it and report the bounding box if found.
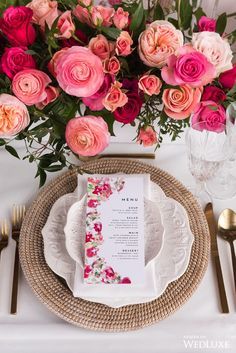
[195,180,205,194]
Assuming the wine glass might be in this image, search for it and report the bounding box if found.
[186,121,233,203]
[226,102,236,163]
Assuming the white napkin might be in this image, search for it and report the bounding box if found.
[72,174,157,299]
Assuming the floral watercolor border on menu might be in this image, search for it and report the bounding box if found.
[0,0,235,186]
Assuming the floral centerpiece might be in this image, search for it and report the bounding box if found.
[0,0,235,185]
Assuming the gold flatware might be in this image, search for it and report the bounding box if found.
[218,209,236,293]
[11,205,26,315]
[205,203,229,313]
[79,153,156,162]
[0,220,9,257]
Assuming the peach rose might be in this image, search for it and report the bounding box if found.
[35,86,59,109]
[65,115,110,156]
[138,20,184,68]
[91,6,115,27]
[103,56,120,75]
[137,126,158,147]
[27,0,60,30]
[162,85,202,120]
[0,94,30,137]
[56,11,75,39]
[88,34,113,61]
[12,69,51,106]
[113,7,129,30]
[48,47,69,77]
[138,74,162,96]
[115,31,133,56]
[192,32,233,76]
[103,81,128,111]
[55,46,104,98]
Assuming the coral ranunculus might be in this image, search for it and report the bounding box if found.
[65,116,110,156]
[0,6,36,47]
[191,100,226,132]
[35,86,60,109]
[161,46,216,87]
[1,47,36,79]
[0,94,30,138]
[12,69,52,106]
[55,46,104,97]
[163,85,202,120]
[192,32,233,76]
[138,20,184,68]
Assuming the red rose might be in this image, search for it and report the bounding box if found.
[219,65,236,89]
[114,92,143,124]
[94,222,102,233]
[84,265,92,278]
[86,247,98,258]
[104,266,115,279]
[201,86,226,103]
[1,47,36,79]
[120,277,131,284]
[87,199,99,208]
[0,6,36,47]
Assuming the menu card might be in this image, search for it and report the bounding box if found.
[84,175,145,285]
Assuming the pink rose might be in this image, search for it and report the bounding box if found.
[55,46,104,98]
[103,81,128,111]
[56,11,75,39]
[198,16,216,32]
[91,6,115,27]
[138,74,162,96]
[103,56,120,75]
[73,5,92,27]
[1,47,36,79]
[0,6,36,47]
[201,86,226,103]
[12,69,51,106]
[0,94,30,138]
[162,85,202,120]
[87,199,99,208]
[191,101,226,132]
[48,47,69,77]
[113,7,129,30]
[219,65,236,89]
[120,277,131,284]
[84,265,92,278]
[138,20,183,68]
[27,0,60,30]
[65,115,110,156]
[85,232,94,243]
[137,126,158,147]
[115,31,133,56]
[86,247,98,258]
[161,46,216,87]
[35,86,59,109]
[88,34,113,61]
[82,74,113,111]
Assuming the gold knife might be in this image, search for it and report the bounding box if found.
[205,203,229,313]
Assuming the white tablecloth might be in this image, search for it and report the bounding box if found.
[0,138,236,353]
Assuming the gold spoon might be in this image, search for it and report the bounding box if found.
[218,209,236,293]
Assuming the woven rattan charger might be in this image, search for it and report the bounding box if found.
[19,159,210,332]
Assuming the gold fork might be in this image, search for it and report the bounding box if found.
[11,205,26,315]
[0,220,9,257]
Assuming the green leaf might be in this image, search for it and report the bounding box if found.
[38,169,47,188]
[100,27,121,40]
[0,138,6,146]
[130,2,144,32]
[5,145,20,159]
[168,18,179,28]
[153,3,165,21]
[177,0,193,30]
[44,165,64,172]
[194,7,206,21]
[227,83,236,97]
[216,12,227,35]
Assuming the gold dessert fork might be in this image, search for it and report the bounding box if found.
[0,220,9,257]
[11,205,26,314]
